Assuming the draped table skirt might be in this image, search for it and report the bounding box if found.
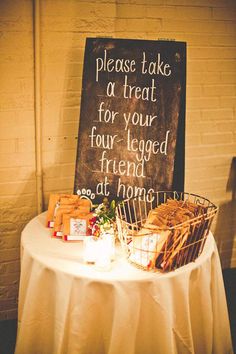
[15,212,233,354]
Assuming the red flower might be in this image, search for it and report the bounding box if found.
[92,223,100,237]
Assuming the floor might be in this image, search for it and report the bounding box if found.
[0,268,235,354]
[0,318,17,354]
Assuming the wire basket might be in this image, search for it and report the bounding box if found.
[116,191,218,272]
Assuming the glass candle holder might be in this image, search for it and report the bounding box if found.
[95,234,114,271]
[83,236,99,263]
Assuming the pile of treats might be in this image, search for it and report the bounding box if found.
[129,199,208,271]
[46,194,92,241]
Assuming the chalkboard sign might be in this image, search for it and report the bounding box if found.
[74,38,186,203]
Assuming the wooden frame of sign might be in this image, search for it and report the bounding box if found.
[74,38,186,204]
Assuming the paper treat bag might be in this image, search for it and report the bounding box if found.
[46,193,91,229]
[62,211,94,241]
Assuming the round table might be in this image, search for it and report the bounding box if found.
[15,212,233,354]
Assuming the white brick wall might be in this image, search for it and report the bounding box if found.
[0,0,36,320]
[0,0,235,319]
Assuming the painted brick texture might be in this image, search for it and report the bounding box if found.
[0,0,36,320]
[0,0,235,319]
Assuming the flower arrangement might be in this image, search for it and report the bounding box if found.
[89,198,116,237]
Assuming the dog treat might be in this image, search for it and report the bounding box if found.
[77,198,91,213]
[46,193,92,233]
[52,205,76,238]
[129,198,207,270]
[46,193,80,228]
[129,230,170,269]
[63,211,93,241]
[46,194,62,228]
[152,199,207,270]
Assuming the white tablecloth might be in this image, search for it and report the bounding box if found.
[15,212,233,354]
